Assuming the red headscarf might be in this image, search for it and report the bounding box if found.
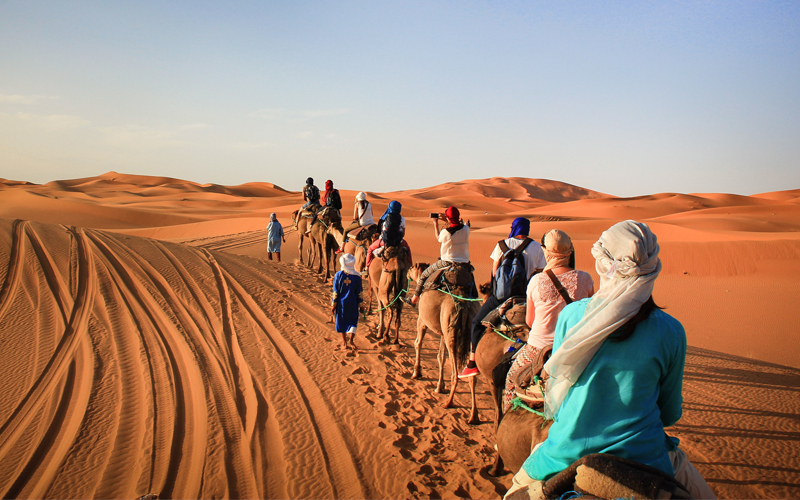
[445,206,461,227]
[321,180,333,205]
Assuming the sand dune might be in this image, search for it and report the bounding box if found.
[1,173,799,499]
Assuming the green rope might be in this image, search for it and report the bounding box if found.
[364,287,409,316]
[436,287,482,302]
[491,327,522,344]
[510,397,549,420]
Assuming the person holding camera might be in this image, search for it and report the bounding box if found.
[404,206,470,306]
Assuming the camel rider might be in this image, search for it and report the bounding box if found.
[365,200,413,270]
[321,179,343,211]
[458,217,547,378]
[342,192,375,243]
[301,177,320,210]
[404,206,470,307]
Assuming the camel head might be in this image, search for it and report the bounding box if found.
[407,263,429,287]
[327,218,345,250]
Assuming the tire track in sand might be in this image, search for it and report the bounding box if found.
[0,226,95,499]
[212,252,369,499]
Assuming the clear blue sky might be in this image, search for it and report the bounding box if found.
[1,1,798,196]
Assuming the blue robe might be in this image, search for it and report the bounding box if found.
[332,271,363,333]
[267,221,284,252]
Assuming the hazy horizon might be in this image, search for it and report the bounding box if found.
[2,1,798,197]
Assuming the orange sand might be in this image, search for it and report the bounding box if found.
[0,172,798,499]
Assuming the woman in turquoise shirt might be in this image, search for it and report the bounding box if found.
[505,221,715,499]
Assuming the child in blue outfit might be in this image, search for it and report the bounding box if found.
[331,253,363,350]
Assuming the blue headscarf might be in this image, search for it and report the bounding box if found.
[382,200,402,221]
[509,217,530,238]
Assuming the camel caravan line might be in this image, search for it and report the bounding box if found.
[290,202,710,500]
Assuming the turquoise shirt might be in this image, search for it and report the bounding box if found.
[523,298,686,480]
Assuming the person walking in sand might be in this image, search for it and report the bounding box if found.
[266,213,286,262]
[504,220,715,500]
[458,217,547,379]
[331,253,363,350]
[499,229,593,408]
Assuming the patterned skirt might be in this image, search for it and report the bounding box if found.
[502,343,542,414]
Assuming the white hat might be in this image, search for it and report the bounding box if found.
[355,192,367,201]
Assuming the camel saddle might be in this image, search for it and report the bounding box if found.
[299,204,321,218]
[540,453,691,500]
[347,223,377,240]
[420,262,476,297]
[481,296,527,332]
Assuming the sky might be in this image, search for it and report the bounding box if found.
[1,1,798,197]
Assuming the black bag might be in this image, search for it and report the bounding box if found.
[492,238,533,302]
[327,189,343,210]
[381,212,404,247]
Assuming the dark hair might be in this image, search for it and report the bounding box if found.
[609,296,663,342]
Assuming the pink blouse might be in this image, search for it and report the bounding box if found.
[526,270,594,349]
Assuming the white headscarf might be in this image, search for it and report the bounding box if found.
[339,253,359,276]
[543,220,661,420]
[270,213,277,222]
[355,192,367,202]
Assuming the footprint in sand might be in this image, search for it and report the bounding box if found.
[299,329,308,334]
[295,321,304,326]
[281,312,289,317]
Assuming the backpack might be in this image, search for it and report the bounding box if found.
[327,189,343,210]
[492,237,533,302]
[304,184,320,201]
[381,212,403,247]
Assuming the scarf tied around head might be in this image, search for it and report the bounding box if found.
[387,200,401,214]
[339,253,359,276]
[543,229,574,271]
[322,180,333,205]
[543,220,662,420]
[509,217,530,238]
[445,206,461,227]
[269,213,277,222]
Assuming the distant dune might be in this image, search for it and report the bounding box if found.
[1,172,799,499]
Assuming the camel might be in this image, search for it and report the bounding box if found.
[291,208,315,266]
[306,207,345,282]
[495,405,552,475]
[366,244,410,344]
[466,296,530,475]
[342,224,379,272]
[407,263,481,411]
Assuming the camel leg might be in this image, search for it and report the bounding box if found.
[435,336,446,394]
[468,374,480,425]
[443,335,458,409]
[298,234,305,265]
[392,305,401,345]
[489,452,506,477]
[412,319,426,379]
[381,306,393,344]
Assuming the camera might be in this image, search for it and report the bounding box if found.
[429,213,439,219]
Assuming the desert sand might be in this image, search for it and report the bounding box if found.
[0,172,798,499]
